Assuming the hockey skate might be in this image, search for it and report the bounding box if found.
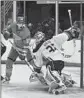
[29,72,47,85]
[1,77,10,84]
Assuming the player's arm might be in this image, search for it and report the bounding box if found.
[53,26,80,48]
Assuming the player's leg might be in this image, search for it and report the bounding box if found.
[2,47,19,83]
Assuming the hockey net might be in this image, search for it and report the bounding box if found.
[1,1,13,32]
[1,1,20,32]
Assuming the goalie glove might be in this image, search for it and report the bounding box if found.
[64,26,80,41]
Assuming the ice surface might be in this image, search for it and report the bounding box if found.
[1,64,84,98]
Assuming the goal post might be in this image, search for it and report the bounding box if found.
[55,0,58,35]
[80,2,84,88]
[13,1,16,22]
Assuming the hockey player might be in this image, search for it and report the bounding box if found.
[2,16,36,83]
[29,25,80,94]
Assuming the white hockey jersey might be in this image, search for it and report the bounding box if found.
[34,33,68,67]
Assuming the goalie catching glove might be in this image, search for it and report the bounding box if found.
[64,26,80,41]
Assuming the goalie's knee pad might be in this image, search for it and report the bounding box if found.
[46,60,64,74]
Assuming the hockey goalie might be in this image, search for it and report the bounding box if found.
[29,25,80,94]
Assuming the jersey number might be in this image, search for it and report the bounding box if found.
[46,43,56,52]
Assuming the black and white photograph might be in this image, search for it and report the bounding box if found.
[0,0,84,98]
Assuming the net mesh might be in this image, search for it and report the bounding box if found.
[1,1,13,32]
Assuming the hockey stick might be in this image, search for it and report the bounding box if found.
[68,10,73,27]
[9,40,47,85]
[67,9,76,57]
[9,40,34,72]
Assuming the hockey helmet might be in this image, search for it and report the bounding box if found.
[17,16,25,24]
[34,31,45,43]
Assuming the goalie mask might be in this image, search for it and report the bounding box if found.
[34,31,45,44]
[17,16,25,30]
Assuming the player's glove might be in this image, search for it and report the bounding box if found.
[3,30,10,40]
[64,26,80,41]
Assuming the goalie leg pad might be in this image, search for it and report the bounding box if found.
[45,66,66,93]
[45,66,64,86]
